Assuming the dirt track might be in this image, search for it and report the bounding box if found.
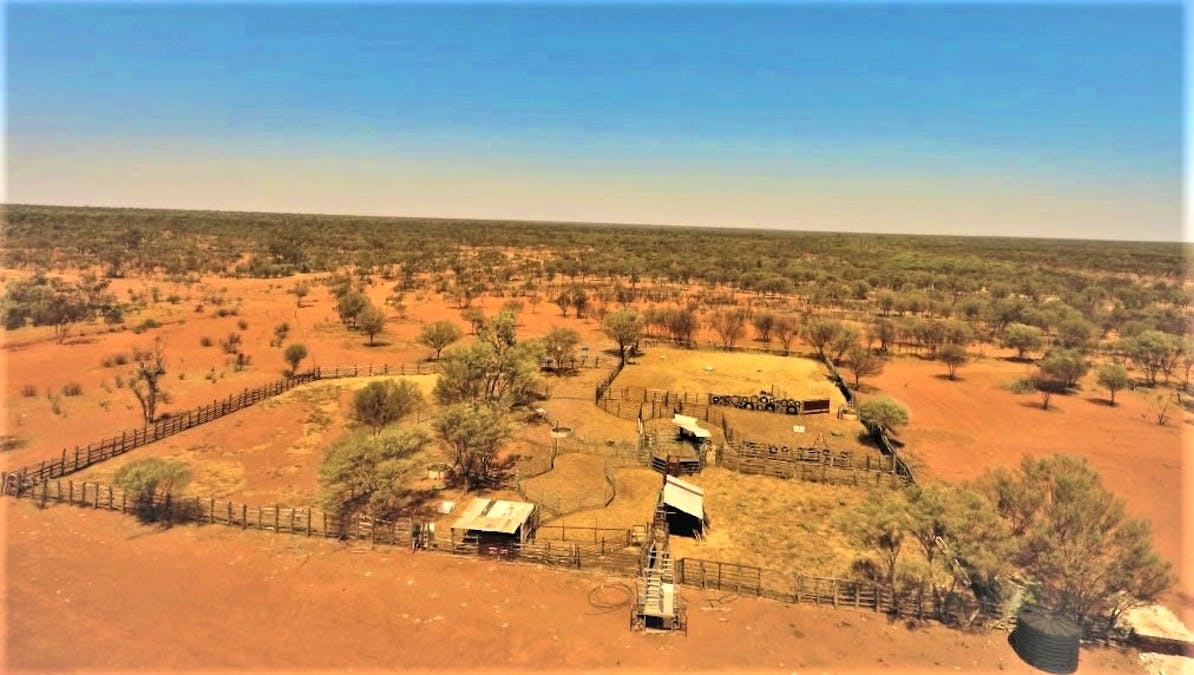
[3,500,1145,674]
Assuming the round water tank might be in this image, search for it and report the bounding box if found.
[1011,607,1080,674]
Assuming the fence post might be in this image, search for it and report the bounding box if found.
[68,480,74,504]
[307,510,312,537]
[243,504,248,529]
[228,501,233,525]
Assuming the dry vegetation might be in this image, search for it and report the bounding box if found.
[670,467,866,577]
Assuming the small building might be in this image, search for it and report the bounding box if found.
[450,498,538,549]
[659,475,707,538]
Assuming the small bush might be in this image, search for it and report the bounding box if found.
[48,393,63,416]
[166,294,182,304]
[132,318,161,334]
[114,374,125,389]
[237,319,249,330]
[194,304,205,313]
[62,382,83,397]
[200,336,214,347]
[21,384,36,397]
[113,353,129,366]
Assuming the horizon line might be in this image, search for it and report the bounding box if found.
[6,201,1187,247]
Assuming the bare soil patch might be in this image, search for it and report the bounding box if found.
[4,499,1146,674]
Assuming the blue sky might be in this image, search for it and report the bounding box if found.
[4,1,1185,241]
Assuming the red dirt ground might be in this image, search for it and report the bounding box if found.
[866,352,1192,626]
[2,499,1146,674]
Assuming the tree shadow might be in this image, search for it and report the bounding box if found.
[1018,400,1061,412]
[363,340,392,348]
[1085,396,1115,407]
[931,373,965,382]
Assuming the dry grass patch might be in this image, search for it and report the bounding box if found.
[719,407,875,455]
[669,467,864,578]
[617,344,841,402]
[552,466,661,531]
[519,452,609,515]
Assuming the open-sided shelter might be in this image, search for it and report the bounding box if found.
[659,475,708,537]
[451,498,538,547]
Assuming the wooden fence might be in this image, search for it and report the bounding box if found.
[2,371,320,491]
[717,444,904,488]
[675,557,1003,627]
[315,363,439,379]
[2,362,441,494]
[8,479,642,574]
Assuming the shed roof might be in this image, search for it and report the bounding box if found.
[451,498,535,534]
[672,413,712,439]
[661,475,705,521]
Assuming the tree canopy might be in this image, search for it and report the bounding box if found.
[352,379,424,433]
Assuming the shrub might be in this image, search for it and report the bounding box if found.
[21,384,36,397]
[200,336,213,347]
[62,382,83,396]
[237,319,249,330]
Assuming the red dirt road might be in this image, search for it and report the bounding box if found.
[3,500,1144,674]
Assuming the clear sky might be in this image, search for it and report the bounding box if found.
[4,1,1185,241]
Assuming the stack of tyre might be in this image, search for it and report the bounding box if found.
[707,393,801,415]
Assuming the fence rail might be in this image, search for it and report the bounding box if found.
[7,479,642,574]
[2,363,437,494]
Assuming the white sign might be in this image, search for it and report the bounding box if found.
[792,425,806,433]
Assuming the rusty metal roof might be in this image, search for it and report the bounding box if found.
[450,498,535,534]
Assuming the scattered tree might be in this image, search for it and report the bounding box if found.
[709,309,748,348]
[129,339,170,424]
[293,281,310,307]
[436,403,511,492]
[938,343,968,380]
[543,326,582,374]
[114,458,192,523]
[751,311,776,346]
[1146,390,1175,425]
[283,342,309,375]
[352,379,424,434]
[603,308,644,365]
[1095,362,1130,406]
[979,455,1172,628]
[846,346,884,389]
[803,318,845,362]
[1117,330,1179,387]
[356,303,387,345]
[1038,348,1089,388]
[773,314,799,353]
[318,428,430,526]
[839,488,910,584]
[417,320,462,360]
[1002,323,1045,361]
[858,396,910,435]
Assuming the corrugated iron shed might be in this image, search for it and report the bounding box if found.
[451,498,535,534]
[661,475,705,520]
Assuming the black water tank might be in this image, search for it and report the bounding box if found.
[1011,607,1080,674]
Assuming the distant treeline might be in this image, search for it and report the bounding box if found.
[3,205,1188,342]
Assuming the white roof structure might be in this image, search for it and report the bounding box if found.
[450,498,535,534]
[661,475,705,521]
[672,413,712,439]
